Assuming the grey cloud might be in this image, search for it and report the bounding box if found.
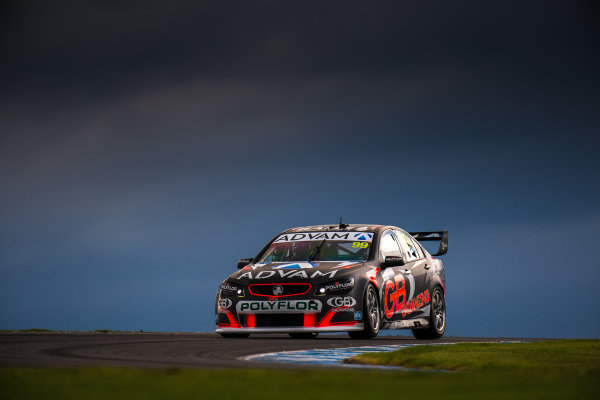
[3,1,597,106]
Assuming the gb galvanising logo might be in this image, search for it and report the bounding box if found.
[401,290,430,317]
[384,275,430,318]
[218,299,232,309]
[326,297,357,308]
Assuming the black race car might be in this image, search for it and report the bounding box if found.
[215,223,448,339]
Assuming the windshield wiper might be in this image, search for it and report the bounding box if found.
[308,239,326,262]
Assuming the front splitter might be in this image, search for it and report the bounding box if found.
[216,324,364,334]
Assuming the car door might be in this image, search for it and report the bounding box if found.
[394,229,430,318]
[378,230,415,322]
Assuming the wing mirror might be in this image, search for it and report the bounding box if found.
[237,258,253,269]
[382,256,405,268]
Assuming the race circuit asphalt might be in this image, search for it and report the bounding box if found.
[0,332,543,369]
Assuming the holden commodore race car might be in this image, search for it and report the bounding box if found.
[215,223,448,339]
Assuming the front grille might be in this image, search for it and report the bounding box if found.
[255,314,304,327]
[249,283,311,297]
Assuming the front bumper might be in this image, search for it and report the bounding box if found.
[216,324,364,334]
[216,299,363,333]
[216,279,365,334]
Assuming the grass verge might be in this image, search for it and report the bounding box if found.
[1,340,598,400]
[346,339,600,374]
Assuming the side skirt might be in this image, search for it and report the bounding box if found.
[381,318,430,330]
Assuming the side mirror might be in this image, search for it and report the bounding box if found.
[237,258,253,269]
[382,255,405,268]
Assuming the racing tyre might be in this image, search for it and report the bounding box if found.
[412,286,445,340]
[289,332,318,339]
[348,283,380,339]
[219,333,250,338]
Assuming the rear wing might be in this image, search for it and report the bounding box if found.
[410,230,448,256]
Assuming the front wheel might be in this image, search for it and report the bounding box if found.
[348,283,380,339]
[412,286,445,339]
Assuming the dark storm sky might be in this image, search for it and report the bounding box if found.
[1,1,599,337]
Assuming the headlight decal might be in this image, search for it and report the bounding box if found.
[316,277,354,295]
[220,282,246,297]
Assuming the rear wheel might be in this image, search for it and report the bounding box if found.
[348,283,380,339]
[219,333,249,338]
[412,286,445,340]
[289,332,318,339]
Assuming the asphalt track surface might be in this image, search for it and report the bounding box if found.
[0,333,543,369]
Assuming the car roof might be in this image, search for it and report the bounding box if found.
[282,224,392,234]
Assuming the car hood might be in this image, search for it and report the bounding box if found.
[227,261,364,284]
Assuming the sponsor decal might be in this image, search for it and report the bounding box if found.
[218,298,232,309]
[388,319,429,329]
[384,275,407,318]
[289,226,328,232]
[221,284,238,291]
[327,297,357,307]
[354,311,363,320]
[308,270,337,278]
[243,263,264,270]
[238,270,339,280]
[423,233,441,239]
[401,290,430,317]
[273,232,373,243]
[273,262,318,269]
[323,280,353,291]
[272,285,284,296]
[333,261,362,269]
[236,300,322,313]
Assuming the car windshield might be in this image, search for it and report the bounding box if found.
[258,231,373,263]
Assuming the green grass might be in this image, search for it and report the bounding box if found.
[347,340,600,375]
[1,340,598,400]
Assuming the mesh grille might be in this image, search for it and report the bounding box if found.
[249,283,311,297]
[254,314,304,327]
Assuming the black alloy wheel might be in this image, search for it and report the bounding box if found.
[348,283,380,339]
[412,286,445,339]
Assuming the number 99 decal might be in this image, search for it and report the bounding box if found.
[352,242,369,248]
